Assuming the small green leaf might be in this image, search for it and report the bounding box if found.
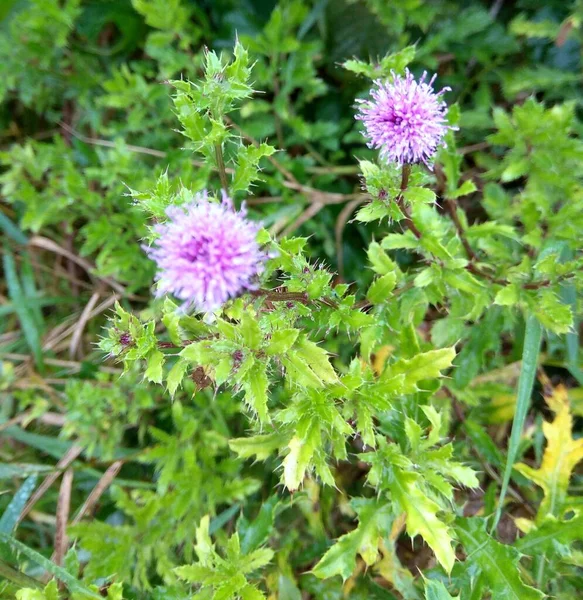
[240,311,262,350]
[313,500,392,581]
[367,272,397,304]
[367,242,397,275]
[494,284,520,306]
[241,362,269,421]
[144,349,164,384]
[266,329,299,355]
[403,187,436,204]
[229,433,284,461]
[166,359,188,397]
[385,347,456,393]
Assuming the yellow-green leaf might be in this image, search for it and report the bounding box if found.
[514,383,583,520]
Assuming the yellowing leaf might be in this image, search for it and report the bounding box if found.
[283,428,318,491]
[515,383,583,520]
[391,470,456,573]
[372,345,392,377]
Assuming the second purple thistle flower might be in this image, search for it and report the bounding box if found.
[145,191,266,313]
[356,69,454,167]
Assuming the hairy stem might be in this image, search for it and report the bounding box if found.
[395,164,422,239]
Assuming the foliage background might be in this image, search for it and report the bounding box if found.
[1,0,583,599]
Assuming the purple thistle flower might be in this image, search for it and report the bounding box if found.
[145,191,266,312]
[356,69,454,167]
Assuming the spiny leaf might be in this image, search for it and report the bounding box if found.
[265,328,299,355]
[515,514,583,554]
[312,500,392,581]
[456,518,544,599]
[294,336,338,384]
[391,470,456,574]
[241,362,270,422]
[229,433,284,461]
[282,428,318,491]
[384,347,456,393]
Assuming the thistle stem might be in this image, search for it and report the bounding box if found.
[215,143,229,191]
[395,164,422,239]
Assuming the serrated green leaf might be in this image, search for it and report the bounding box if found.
[403,187,436,204]
[494,284,520,306]
[313,500,392,581]
[367,242,397,275]
[367,272,397,304]
[294,337,337,384]
[385,348,456,393]
[144,349,164,384]
[166,359,188,397]
[229,433,284,461]
[456,518,544,599]
[241,362,269,421]
[240,311,262,350]
[283,427,318,491]
[266,328,299,355]
[391,470,456,573]
[514,514,583,554]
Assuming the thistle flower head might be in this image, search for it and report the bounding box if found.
[146,191,265,312]
[356,69,453,167]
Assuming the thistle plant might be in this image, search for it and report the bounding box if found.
[2,2,583,599]
[93,40,583,598]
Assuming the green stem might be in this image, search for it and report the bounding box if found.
[490,314,543,534]
[395,164,422,239]
[215,143,229,191]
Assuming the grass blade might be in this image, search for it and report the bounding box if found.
[491,315,542,533]
[0,558,43,590]
[2,245,44,371]
[0,533,102,599]
[0,475,37,534]
[20,252,44,333]
[0,211,28,245]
